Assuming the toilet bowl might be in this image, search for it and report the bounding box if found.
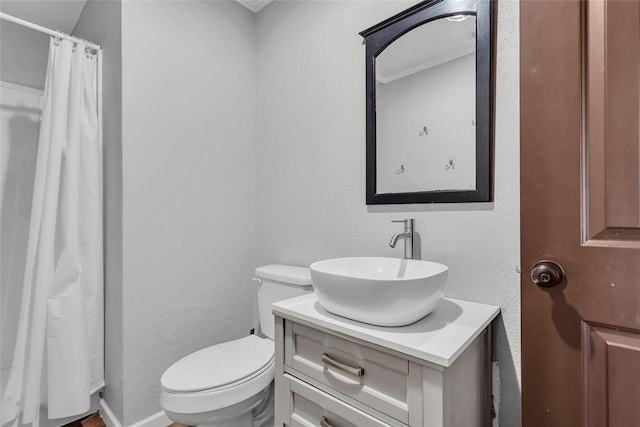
[160,265,312,427]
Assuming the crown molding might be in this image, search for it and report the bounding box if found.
[235,0,275,13]
[377,48,475,84]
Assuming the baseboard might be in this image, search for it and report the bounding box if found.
[99,399,122,427]
[98,400,171,427]
[129,410,172,427]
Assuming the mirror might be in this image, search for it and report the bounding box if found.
[376,15,477,194]
[361,0,494,204]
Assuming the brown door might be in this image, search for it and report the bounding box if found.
[521,0,640,426]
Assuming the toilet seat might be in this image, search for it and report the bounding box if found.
[162,335,274,393]
[161,335,275,414]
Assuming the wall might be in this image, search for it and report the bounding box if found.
[377,53,476,193]
[47,1,517,424]
[73,0,125,421]
[255,1,521,426]
[120,1,257,424]
[0,21,48,90]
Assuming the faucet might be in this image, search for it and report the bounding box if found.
[389,218,415,259]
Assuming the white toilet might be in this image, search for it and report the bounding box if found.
[160,265,312,427]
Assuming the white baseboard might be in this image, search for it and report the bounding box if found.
[129,410,172,427]
[99,399,170,427]
[99,399,122,427]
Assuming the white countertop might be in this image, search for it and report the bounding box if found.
[273,294,500,367]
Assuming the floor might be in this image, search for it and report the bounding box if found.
[61,412,106,427]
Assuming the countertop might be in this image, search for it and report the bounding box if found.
[272,293,500,367]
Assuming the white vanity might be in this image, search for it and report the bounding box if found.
[272,294,499,427]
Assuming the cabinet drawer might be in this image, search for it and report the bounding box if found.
[285,322,411,424]
[286,374,392,427]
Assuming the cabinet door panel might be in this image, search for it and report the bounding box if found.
[286,374,393,427]
[286,322,410,423]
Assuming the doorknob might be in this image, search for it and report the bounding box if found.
[531,260,565,288]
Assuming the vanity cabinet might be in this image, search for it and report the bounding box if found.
[272,294,500,427]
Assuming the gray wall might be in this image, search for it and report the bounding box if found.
[377,53,476,194]
[120,1,257,424]
[255,1,521,425]
[67,1,521,425]
[73,0,124,421]
[75,1,258,423]
[0,20,48,89]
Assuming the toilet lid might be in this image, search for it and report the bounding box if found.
[161,335,274,393]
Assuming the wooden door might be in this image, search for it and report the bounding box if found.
[521,0,640,426]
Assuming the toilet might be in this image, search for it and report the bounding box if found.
[160,265,312,427]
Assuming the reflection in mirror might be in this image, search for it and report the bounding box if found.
[376,15,476,194]
[362,0,493,204]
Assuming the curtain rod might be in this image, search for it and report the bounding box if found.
[0,12,101,50]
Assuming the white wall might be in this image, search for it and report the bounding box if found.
[255,1,521,426]
[121,1,257,424]
[0,21,48,90]
[26,1,519,425]
[377,53,476,193]
[73,0,125,421]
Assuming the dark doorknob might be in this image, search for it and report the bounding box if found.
[531,260,565,288]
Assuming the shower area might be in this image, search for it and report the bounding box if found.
[1,7,104,427]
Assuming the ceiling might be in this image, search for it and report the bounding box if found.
[0,0,273,36]
[235,0,275,13]
[376,15,476,84]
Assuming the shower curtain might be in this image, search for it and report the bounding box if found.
[1,38,103,426]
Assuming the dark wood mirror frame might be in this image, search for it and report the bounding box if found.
[361,0,495,205]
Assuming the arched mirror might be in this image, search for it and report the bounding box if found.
[361,0,494,204]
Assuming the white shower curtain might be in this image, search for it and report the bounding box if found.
[1,38,103,426]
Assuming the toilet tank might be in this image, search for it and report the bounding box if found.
[255,265,313,340]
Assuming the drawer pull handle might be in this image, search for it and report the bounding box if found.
[320,416,333,427]
[321,353,365,377]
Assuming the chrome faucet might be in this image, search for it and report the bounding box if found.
[389,218,415,259]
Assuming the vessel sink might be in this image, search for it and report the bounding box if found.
[310,257,448,327]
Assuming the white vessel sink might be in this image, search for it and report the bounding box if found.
[310,257,448,327]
